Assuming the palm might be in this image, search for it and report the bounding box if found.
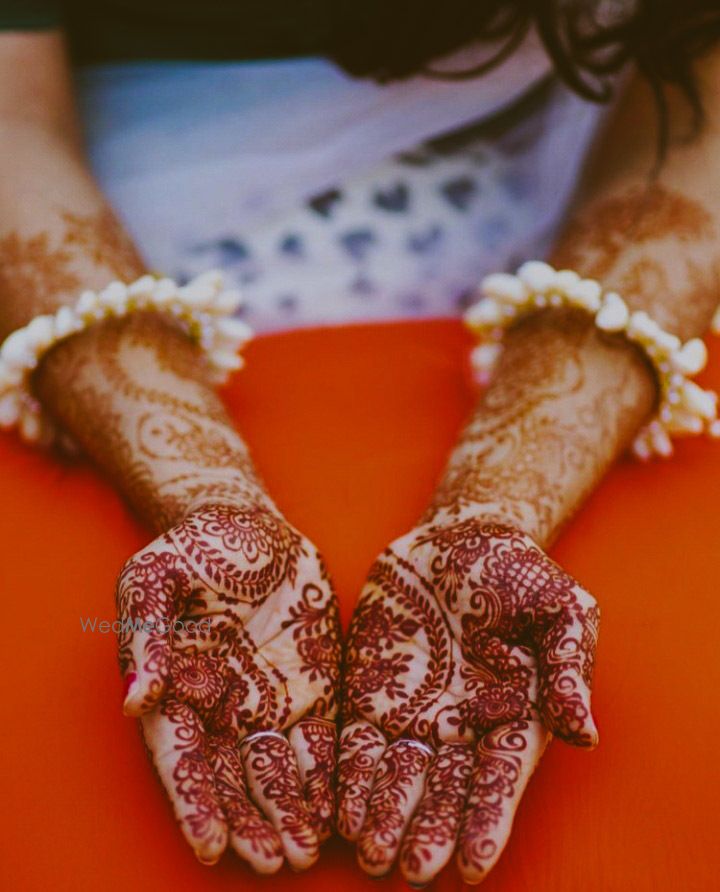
[339,518,598,885]
[116,504,341,873]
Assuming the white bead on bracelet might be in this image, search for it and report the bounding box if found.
[464,261,720,460]
[0,270,253,447]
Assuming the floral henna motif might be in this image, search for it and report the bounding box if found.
[207,734,284,872]
[341,517,598,883]
[345,557,451,740]
[116,505,341,871]
[140,698,227,864]
[170,504,306,606]
[282,584,342,716]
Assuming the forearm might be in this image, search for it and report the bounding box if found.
[0,34,146,336]
[35,314,271,532]
[4,129,268,531]
[1,33,268,532]
[426,310,655,547]
[428,60,720,549]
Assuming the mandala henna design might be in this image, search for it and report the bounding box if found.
[170,504,306,606]
[116,505,341,870]
[341,518,598,883]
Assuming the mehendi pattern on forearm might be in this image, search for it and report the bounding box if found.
[552,183,720,339]
[427,309,655,546]
[0,209,144,336]
[35,312,267,530]
[2,214,266,531]
[429,183,720,547]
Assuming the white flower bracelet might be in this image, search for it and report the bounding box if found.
[0,270,253,447]
[464,261,720,460]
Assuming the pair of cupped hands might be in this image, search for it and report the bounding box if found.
[117,500,599,886]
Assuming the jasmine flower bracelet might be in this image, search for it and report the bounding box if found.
[0,270,252,446]
[464,261,720,460]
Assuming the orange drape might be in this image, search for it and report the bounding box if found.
[2,320,717,891]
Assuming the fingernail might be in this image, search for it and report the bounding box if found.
[122,672,139,712]
[196,853,220,866]
[122,672,137,698]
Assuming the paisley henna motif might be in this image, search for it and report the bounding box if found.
[117,505,341,872]
[340,518,598,883]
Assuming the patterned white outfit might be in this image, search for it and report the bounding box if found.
[76,35,607,331]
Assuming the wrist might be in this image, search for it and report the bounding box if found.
[421,498,546,546]
[180,483,279,525]
[428,310,656,548]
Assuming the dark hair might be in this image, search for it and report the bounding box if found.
[331,1,720,142]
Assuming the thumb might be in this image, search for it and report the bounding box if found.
[119,621,171,716]
[116,549,179,716]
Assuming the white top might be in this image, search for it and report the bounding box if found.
[77,31,552,262]
[75,31,607,330]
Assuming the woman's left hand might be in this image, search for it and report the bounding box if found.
[338,517,599,885]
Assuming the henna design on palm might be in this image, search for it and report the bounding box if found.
[338,518,598,884]
[116,504,341,872]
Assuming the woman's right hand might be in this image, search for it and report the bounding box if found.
[116,501,342,873]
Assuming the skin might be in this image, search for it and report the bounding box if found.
[1,25,720,885]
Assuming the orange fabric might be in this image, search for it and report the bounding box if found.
[1,319,717,891]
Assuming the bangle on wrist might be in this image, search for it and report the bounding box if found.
[0,270,253,447]
[464,260,720,460]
